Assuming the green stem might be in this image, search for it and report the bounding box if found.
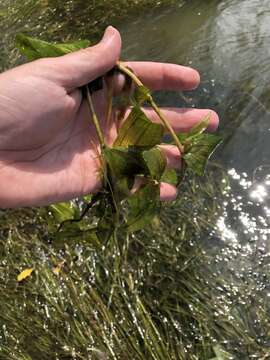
[117,61,144,87]
[117,61,184,154]
[85,85,105,148]
[105,79,113,127]
[148,99,184,153]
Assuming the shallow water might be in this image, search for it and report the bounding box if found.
[0,0,270,355]
[118,2,270,347]
[120,0,270,263]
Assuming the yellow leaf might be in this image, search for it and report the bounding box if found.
[52,261,65,276]
[17,268,34,282]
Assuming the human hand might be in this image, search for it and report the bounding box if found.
[0,26,219,208]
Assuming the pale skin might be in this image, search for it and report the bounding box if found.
[0,26,219,208]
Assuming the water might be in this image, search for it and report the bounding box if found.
[0,0,270,356]
[119,1,270,349]
[119,0,270,259]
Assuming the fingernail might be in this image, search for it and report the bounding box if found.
[102,26,115,43]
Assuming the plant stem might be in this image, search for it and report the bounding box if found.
[148,99,184,153]
[105,79,113,127]
[117,61,184,153]
[85,85,105,148]
[117,61,144,87]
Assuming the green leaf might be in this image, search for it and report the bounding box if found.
[177,114,211,147]
[104,147,142,178]
[133,85,150,104]
[188,113,210,136]
[103,147,143,200]
[183,134,222,176]
[142,147,166,180]
[126,183,160,232]
[160,169,178,186]
[50,202,79,223]
[15,33,90,60]
[54,228,99,249]
[177,132,189,144]
[113,106,164,148]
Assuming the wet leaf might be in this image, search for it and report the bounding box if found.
[104,147,142,178]
[177,115,211,148]
[17,268,34,282]
[161,169,178,186]
[133,85,150,104]
[127,183,160,232]
[183,134,222,176]
[54,228,99,249]
[50,202,79,223]
[188,113,210,136]
[15,33,90,60]
[142,147,166,180]
[176,116,222,176]
[114,106,164,148]
[104,147,143,199]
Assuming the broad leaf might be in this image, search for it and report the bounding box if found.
[114,106,164,147]
[104,146,166,200]
[16,33,90,60]
[127,183,160,232]
[142,147,166,180]
[188,113,210,136]
[177,132,189,144]
[177,115,211,148]
[50,202,79,223]
[104,147,143,198]
[104,147,142,178]
[161,169,178,186]
[183,134,222,176]
[54,228,99,249]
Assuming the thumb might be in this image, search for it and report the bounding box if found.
[57,26,121,90]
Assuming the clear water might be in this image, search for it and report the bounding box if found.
[0,0,270,354]
[119,0,270,272]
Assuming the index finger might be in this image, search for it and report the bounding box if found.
[123,61,200,91]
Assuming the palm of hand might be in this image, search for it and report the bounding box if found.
[0,27,218,208]
[0,67,112,207]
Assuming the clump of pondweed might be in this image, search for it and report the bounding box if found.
[14,33,222,244]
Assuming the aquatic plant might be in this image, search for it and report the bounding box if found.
[0,2,270,359]
[15,33,221,239]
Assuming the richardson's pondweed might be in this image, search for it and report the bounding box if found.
[15,33,222,240]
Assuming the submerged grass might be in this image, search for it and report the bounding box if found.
[0,167,269,359]
[0,0,177,70]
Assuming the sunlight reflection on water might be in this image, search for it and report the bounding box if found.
[214,167,270,248]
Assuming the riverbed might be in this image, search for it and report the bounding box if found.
[0,0,269,357]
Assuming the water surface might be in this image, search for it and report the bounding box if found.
[119,2,270,347]
[0,0,269,355]
[120,0,270,254]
